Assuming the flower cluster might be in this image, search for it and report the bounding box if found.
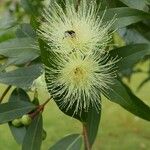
[39,0,117,114]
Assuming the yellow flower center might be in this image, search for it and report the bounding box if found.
[59,56,98,89]
[73,67,86,84]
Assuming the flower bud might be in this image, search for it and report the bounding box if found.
[12,119,22,127]
[21,115,32,126]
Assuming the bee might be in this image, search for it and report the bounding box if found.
[63,30,77,54]
[64,30,76,38]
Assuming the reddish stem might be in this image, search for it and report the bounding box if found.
[29,98,51,118]
[83,124,91,150]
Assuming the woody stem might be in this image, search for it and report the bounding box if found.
[83,123,91,150]
[29,98,51,118]
[0,85,11,103]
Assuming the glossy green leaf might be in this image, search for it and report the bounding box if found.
[9,123,26,144]
[0,38,39,66]
[96,0,117,8]
[86,103,101,146]
[8,88,30,144]
[102,7,150,29]
[49,134,82,150]
[0,64,43,89]
[0,14,16,29]
[124,82,150,121]
[105,79,150,121]
[0,28,16,42]
[50,102,101,147]
[20,0,37,16]
[118,28,149,45]
[16,23,36,38]
[21,0,43,17]
[32,97,40,106]
[0,101,35,124]
[110,44,150,72]
[9,88,30,102]
[119,0,148,10]
[147,0,150,5]
[22,114,43,150]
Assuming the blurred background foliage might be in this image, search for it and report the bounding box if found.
[0,0,150,150]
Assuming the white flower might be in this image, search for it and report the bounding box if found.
[39,0,115,54]
[45,51,117,114]
[31,73,50,98]
[39,0,118,114]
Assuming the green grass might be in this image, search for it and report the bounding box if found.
[0,64,150,150]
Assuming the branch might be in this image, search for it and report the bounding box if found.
[83,124,91,150]
[0,85,11,103]
[0,60,33,104]
[29,97,51,118]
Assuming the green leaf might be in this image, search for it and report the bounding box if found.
[49,134,82,150]
[147,0,150,5]
[16,23,36,38]
[21,0,43,17]
[20,0,37,16]
[9,88,30,102]
[0,28,16,42]
[9,123,26,144]
[110,44,150,72]
[0,101,35,124]
[105,79,150,121]
[118,28,149,45]
[102,7,150,29]
[0,38,39,66]
[119,0,148,10]
[22,114,43,150]
[96,0,117,8]
[0,64,43,89]
[32,97,40,106]
[86,103,101,146]
[8,88,30,144]
[50,102,101,147]
[0,14,16,29]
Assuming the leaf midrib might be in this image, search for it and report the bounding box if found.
[67,135,81,150]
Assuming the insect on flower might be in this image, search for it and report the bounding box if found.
[64,30,76,39]
[39,0,118,114]
[39,0,116,54]
[43,50,118,114]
